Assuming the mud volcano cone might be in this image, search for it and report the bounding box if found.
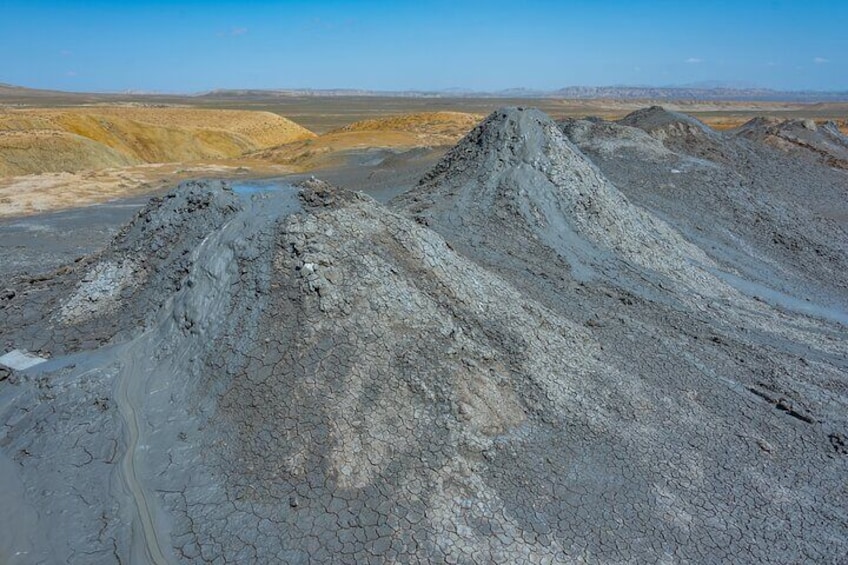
[2,179,634,562]
[395,107,719,288]
[734,116,848,168]
[617,105,728,161]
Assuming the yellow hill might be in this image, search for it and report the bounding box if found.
[0,106,316,176]
[65,107,316,148]
[330,111,483,140]
[0,130,136,177]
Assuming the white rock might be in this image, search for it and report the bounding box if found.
[0,350,47,371]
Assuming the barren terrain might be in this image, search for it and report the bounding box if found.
[0,104,488,215]
[253,111,483,170]
[2,85,847,218]
[0,102,846,563]
[1,84,847,562]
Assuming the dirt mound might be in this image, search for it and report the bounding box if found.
[0,180,658,562]
[395,107,724,291]
[0,107,315,176]
[560,108,848,311]
[618,105,727,160]
[734,116,848,168]
[558,117,675,160]
[619,105,718,137]
[4,181,242,353]
[395,106,848,337]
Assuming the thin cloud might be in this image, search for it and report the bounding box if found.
[217,27,248,37]
[65,71,77,77]
[60,49,72,57]
[685,57,703,64]
[813,56,829,64]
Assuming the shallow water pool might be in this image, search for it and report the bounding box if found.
[231,181,295,196]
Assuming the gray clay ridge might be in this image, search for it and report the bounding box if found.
[1,109,847,564]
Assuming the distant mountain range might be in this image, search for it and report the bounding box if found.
[196,85,848,102]
[3,82,848,102]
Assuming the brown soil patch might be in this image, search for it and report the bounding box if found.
[0,158,295,218]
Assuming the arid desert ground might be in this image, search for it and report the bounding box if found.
[2,84,846,216]
[1,87,847,563]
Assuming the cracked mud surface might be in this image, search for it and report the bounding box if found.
[1,107,847,563]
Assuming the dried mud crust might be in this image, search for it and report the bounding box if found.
[1,180,241,356]
[1,105,847,563]
[734,116,848,169]
[559,107,848,310]
[156,183,843,563]
[391,107,848,561]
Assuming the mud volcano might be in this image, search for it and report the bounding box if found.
[1,108,847,563]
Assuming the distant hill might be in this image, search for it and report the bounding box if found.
[3,82,848,103]
[200,85,848,102]
[549,86,848,102]
[0,83,59,95]
[0,82,96,99]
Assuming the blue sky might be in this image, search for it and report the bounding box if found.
[1,0,846,92]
